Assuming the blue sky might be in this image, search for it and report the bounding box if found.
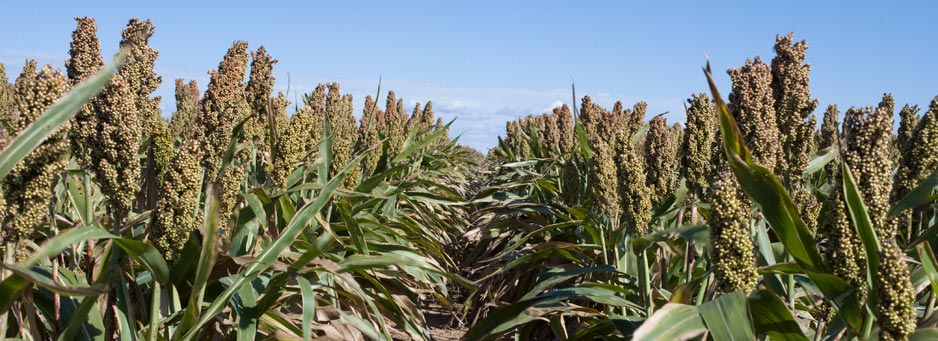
[1,1,936,151]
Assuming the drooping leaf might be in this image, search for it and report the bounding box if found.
[698,291,754,341]
[632,303,706,340]
[748,290,808,341]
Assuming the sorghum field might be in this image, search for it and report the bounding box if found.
[0,17,937,341]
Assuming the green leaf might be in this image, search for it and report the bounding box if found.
[1,264,105,297]
[805,144,838,175]
[698,291,754,341]
[0,51,125,180]
[889,169,938,217]
[910,328,938,341]
[841,162,881,292]
[748,290,808,341]
[392,120,450,163]
[632,303,706,340]
[24,225,113,267]
[917,243,938,297]
[463,298,540,340]
[177,184,222,337]
[631,121,650,146]
[111,237,170,284]
[298,276,316,341]
[180,152,365,340]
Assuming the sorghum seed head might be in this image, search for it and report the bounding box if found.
[65,17,104,85]
[169,79,199,142]
[771,33,818,188]
[644,115,678,207]
[244,46,277,159]
[151,140,202,261]
[119,18,162,132]
[88,73,143,217]
[681,93,716,199]
[3,63,69,241]
[818,163,868,304]
[709,173,758,294]
[194,41,250,178]
[842,105,895,240]
[616,132,651,236]
[874,242,916,341]
[728,57,780,171]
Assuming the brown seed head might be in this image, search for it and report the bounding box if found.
[681,93,717,199]
[728,57,780,170]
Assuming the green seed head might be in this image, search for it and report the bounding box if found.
[616,133,651,236]
[169,79,200,142]
[244,46,277,160]
[3,63,69,241]
[816,105,840,176]
[842,105,895,240]
[896,104,920,156]
[119,18,162,133]
[358,95,382,177]
[893,99,938,233]
[89,73,143,217]
[728,57,780,171]
[709,173,758,294]
[644,115,677,207]
[681,93,716,200]
[819,161,868,304]
[383,91,408,156]
[151,119,174,178]
[326,84,359,187]
[874,241,916,341]
[152,140,202,261]
[771,33,818,187]
[270,86,322,189]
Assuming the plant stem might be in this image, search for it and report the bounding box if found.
[639,249,653,317]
